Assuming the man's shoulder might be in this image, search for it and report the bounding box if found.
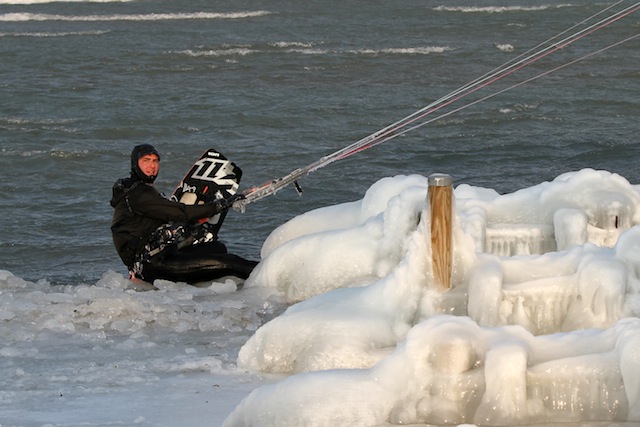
[112,178,155,204]
[125,181,163,204]
[113,177,135,190]
[113,177,153,193]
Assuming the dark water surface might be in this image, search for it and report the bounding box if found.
[1,0,638,284]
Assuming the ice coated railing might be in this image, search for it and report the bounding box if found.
[475,192,631,257]
[424,184,640,423]
[484,223,556,255]
[467,256,626,334]
[457,189,633,333]
[417,317,640,425]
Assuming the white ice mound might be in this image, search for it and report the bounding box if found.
[230,169,640,426]
[226,316,640,426]
[246,174,430,302]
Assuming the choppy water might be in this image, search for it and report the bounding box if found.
[1,0,639,285]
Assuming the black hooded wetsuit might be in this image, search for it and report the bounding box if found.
[110,175,226,270]
[110,144,257,284]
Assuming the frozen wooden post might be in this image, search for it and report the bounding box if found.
[428,173,453,290]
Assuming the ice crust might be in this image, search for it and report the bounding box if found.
[228,169,640,426]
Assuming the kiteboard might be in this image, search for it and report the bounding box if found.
[170,148,242,236]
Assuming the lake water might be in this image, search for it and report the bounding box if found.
[1,0,639,285]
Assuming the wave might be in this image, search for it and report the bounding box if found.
[271,42,314,49]
[0,117,80,134]
[0,10,271,22]
[495,43,515,52]
[0,30,109,37]
[433,4,574,13]
[0,147,90,158]
[1,116,78,125]
[178,47,259,57]
[175,43,450,58]
[0,0,134,3]
[351,47,450,55]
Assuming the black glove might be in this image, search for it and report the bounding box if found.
[227,193,246,207]
[213,193,246,211]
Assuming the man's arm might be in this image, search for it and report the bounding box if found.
[129,185,228,223]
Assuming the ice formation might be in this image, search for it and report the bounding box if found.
[226,169,640,426]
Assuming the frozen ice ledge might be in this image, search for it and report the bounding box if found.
[226,169,640,426]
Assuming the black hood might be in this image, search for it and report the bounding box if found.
[131,144,160,183]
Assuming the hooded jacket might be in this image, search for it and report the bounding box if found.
[110,175,226,269]
[110,145,227,269]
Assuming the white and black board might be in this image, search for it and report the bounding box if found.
[170,148,242,235]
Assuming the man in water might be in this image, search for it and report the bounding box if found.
[110,144,256,284]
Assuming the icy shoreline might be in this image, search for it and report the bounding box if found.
[3,169,640,426]
[0,270,286,427]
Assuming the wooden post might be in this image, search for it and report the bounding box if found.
[428,174,453,290]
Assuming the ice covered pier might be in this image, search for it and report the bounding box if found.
[226,169,640,426]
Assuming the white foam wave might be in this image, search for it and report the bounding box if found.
[175,44,449,58]
[0,30,109,37]
[3,117,78,125]
[0,10,271,22]
[0,148,48,157]
[496,43,515,52]
[433,4,573,13]
[0,0,132,3]
[353,46,450,55]
[0,116,80,134]
[270,41,314,49]
[0,148,88,158]
[177,47,258,57]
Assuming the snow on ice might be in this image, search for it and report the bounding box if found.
[2,168,640,426]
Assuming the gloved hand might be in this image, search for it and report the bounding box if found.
[213,193,246,211]
[226,193,246,207]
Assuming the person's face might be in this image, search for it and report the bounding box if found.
[138,154,160,178]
